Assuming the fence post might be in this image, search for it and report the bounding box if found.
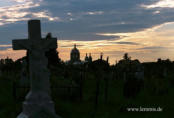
[13,80,16,101]
[104,77,109,103]
[95,72,101,109]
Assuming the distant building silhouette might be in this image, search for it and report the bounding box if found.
[67,45,110,65]
[85,53,89,62]
[100,52,103,60]
[84,53,92,63]
[68,44,81,64]
[107,56,109,63]
[87,53,110,71]
[89,53,92,62]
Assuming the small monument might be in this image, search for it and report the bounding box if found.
[12,20,61,118]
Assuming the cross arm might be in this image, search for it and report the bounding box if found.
[12,39,30,50]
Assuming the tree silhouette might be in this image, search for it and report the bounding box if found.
[123,53,131,60]
[45,33,61,67]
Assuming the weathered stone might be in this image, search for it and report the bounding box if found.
[12,20,61,118]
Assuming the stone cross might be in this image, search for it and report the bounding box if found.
[12,20,61,118]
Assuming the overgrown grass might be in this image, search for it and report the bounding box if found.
[0,72,173,118]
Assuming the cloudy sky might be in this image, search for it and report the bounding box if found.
[0,0,174,64]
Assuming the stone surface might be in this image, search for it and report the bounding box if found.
[20,59,29,87]
[12,20,61,118]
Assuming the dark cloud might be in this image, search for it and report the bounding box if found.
[0,45,12,50]
[138,46,166,50]
[57,32,120,41]
[112,41,139,45]
[60,44,84,48]
[0,23,27,44]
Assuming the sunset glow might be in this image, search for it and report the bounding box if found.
[1,0,174,64]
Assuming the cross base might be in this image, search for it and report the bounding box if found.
[17,91,61,118]
[17,111,61,118]
[17,102,61,118]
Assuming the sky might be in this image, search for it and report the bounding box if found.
[0,0,174,64]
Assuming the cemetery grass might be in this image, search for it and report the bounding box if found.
[0,72,174,118]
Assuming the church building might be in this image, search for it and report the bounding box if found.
[84,53,92,63]
[69,44,81,64]
[67,44,94,65]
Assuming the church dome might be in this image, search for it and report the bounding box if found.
[71,44,79,54]
[70,44,80,63]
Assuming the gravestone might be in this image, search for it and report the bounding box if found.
[12,20,61,118]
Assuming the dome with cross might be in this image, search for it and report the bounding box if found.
[70,44,80,63]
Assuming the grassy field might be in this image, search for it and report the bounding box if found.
[0,71,173,118]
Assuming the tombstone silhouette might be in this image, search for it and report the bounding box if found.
[12,20,61,118]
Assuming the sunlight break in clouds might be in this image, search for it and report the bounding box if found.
[32,11,61,21]
[0,0,60,26]
[0,48,25,60]
[2,22,174,64]
[93,22,174,63]
[142,0,174,8]
[96,22,174,48]
[86,11,104,15]
[0,44,12,50]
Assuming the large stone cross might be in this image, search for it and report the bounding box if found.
[12,20,60,118]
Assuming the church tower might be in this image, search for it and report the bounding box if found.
[88,53,92,62]
[70,44,80,63]
[85,53,89,62]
